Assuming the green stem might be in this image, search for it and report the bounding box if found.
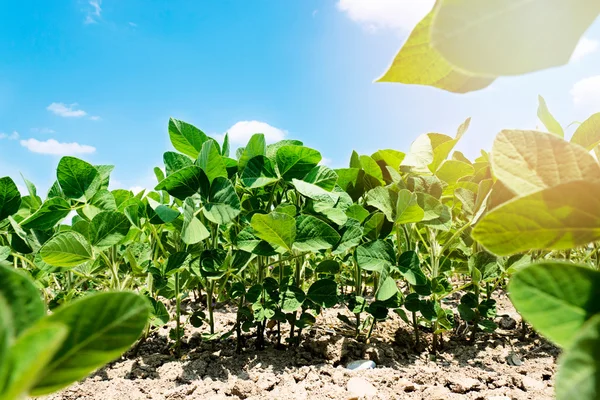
[174,272,182,356]
[207,279,215,335]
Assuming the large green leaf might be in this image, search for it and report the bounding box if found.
[20,198,71,230]
[555,314,600,400]
[398,251,428,286]
[168,118,208,158]
[0,265,46,336]
[80,189,117,220]
[276,145,321,181]
[491,130,600,196]
[154,166,209,200]
[0,177,21,220]
[197,140,227,183]
[303,165,337,191]
[57,157,101,202]
[356,240,395,272]
[436,160,474,184]
[509,263,600,349]
[240,155,279,189]
[250,212,296,252]
[163,151,193,176]
[366,187,397,222]
[378,8,494,93]
[371,149,406,172]
[202,177,241,225]
[430,0,600,76]
[396,189,424,224]
[181,198,210,244]
[293,215,341,252]
[31,292,150,395]
[40,231,94,268]
[3,322,67,400]
[307,279,338,308]
[281,285,306,312]
[473,181,600,255]
[89,211,131,249]
[238,134,266,171]
[292,179,338,205]
[571,113,600,151]
[537,95,564,137]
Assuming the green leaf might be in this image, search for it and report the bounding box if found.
[376,276,398,301]
[266,139,303,161]
[491,130,600,197]
[0,177,21,220]
[436,160,474,184]
[281,286,306,312]
[401,134,434,171]
[398,251,427,286]
[154,166,209,200]
[40,231,94,268]
[366,187,397,222]
[163,151,193,176]
[80,189,117,220]
[57,156,101,202]
[250,212,296,252]
[396,189,424,224]
[303,165,337,191]
[430,0,600,76]
[356,240,395,272]
[293,215,341,252]
[202,177,241,225]
[371,149,406,171]
[377,9,494,93]
[95,165,114,190]
[537,95,564,137]
[307,279,338,308]
[181,198,210,244]
[240,155,279,189]
[168,118,208,158]
[555,314,600,400]
[31,292,150,395]
[292,179,338,205]
[509,262,600,349]
[359,155,384,184]
[197,140,227,183]
[345,204,369,223]
[276,145,321,181]
[473,181,600,255]
[238,134,266,171]
[0,265,46,336]
[571,113,600,151]
[2,322,68,400]
[333,218,363,254]
[20,198,71,230]
[89,211,131,249]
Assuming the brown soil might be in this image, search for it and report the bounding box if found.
[42,292,558,400]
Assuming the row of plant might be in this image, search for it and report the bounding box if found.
[1,98,600,399]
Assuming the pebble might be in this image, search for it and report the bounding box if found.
[346,360,376,371]
[448,376,481,393]
[346,377,377,399]
[521,375,546,391]
[498,315,517,330]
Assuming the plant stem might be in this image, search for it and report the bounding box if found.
[207,279,215,335]
[174,272,181,356]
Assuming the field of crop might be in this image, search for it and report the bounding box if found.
[0,102,599,400]
[2,2,600,399]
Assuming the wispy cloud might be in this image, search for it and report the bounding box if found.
[571,75,600,112]
[47,102,88,118]
[0,131,20,140]
[337,0,435,32]
[89,115,102,121]
[571,37,599,62]
[129,22,138,28]
[20,138,96,155]
[31,127,56,134]
[84,0,102,24]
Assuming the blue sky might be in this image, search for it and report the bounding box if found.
[1,0,599,194]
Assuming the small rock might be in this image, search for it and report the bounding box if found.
[231,380,256,399]
[347,377,377,398]
[395,378,416,392]
[346,360,376,371]
[498,315,517,330]
[521,376,545,391]
[422,386,451,400]
[448,376,481,393]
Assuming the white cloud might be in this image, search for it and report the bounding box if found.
[223,120,287,145]
[20,138,96,156]
[31,127,56,134]
[0,131,20,140]
[85,0,102,24]
[89,115,101,121]
[571,75,600,112]
[129,22,138,27]
[337,0,435,32]
[47,102,88,118]
[571,37,599,62]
